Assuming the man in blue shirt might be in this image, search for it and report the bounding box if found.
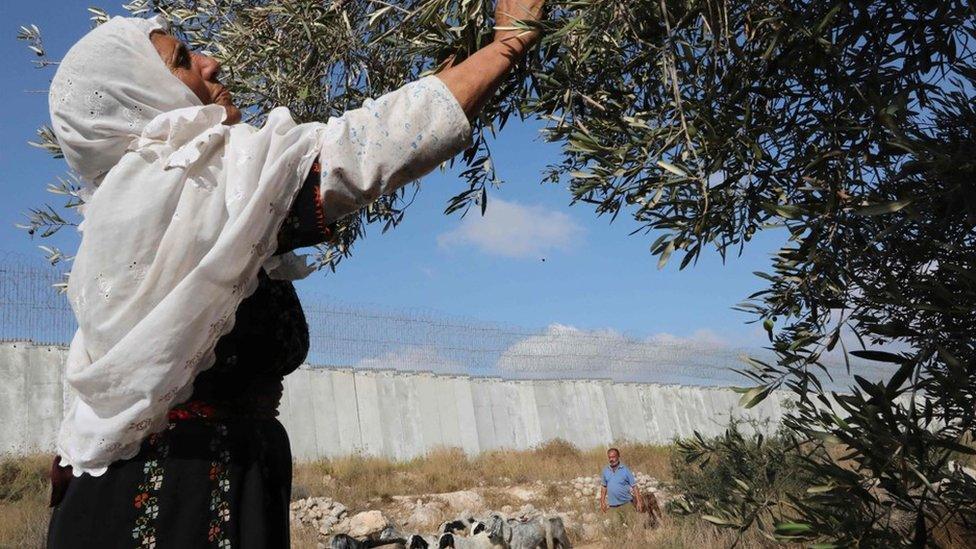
[599,448,645,523]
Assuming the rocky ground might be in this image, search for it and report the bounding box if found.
[290,473,672,547]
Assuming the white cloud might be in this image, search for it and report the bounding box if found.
[495,324,744,385]
[646,329,728,349]
[437,198,584,258]
[354,345,465,375]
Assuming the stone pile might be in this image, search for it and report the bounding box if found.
[291,497,348,537]
[291,497,396,539]
[568,476,600,499]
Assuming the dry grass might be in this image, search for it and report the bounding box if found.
[597,513,776,549]
[289,440,779,548]
[292,440,671,509]
[0,454,50,548]
[0,442,686,548]
[5,440,969,548]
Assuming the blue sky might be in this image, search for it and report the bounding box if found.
[0,1,785,350]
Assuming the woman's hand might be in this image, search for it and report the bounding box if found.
[493,0,546,46]
[434,0,547,120]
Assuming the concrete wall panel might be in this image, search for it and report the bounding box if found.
[513,381,543,450]
[0,343,29,453]
[636,384,664,443]
[600,382,625,442]
[613,384,649,443]
[415,373,445,451]
[432,376,462,451]
[330,369,363,455]
[283,369,318,460]
[451,377,481,456]
[307,369,340,458]
[398,374,425,459]
[25,345,64,451]
[354,371,385,456]
[375,372,406,460]
[585,381,613,448]
[533,381,563,443]
[470,378,497,451]
[1,341,804,461]
[488,381,515,449]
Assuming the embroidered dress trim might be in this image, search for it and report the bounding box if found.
[131,427,171,548]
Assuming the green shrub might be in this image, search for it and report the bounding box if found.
[669,419,818,539]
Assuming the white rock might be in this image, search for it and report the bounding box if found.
[432,490,485,512]
[407,502,443,527]
[346,510,393,539]
[333,517,351,535]
[504,486,538,501]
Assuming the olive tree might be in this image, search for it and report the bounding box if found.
[22,0,976,544]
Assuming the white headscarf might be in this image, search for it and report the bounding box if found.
[50,16,471,476]
[50,16,326,476]
[49,16,201,186]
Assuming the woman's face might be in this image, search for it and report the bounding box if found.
[150,31,241,124]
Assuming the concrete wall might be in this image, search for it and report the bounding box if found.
[0,341,792,459]
[0,342,69,456]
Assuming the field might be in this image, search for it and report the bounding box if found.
[1,442,770,548]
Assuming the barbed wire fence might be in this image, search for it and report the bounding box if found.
[0,252,74,345]
[1,251,894,389]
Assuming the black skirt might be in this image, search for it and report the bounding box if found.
[47,417,292,549]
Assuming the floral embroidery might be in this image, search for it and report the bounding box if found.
[168,401,219,421]
[208,317,227,338]
[131,431,169,548]
[122,104,146,129]
[86,89,107,119]
[157,388,177,404]
[207,423,232,548]
[249,241,267,256]
[49,74,75,107]
[72,286,89,313]
[95,273,112,300]
[129,261,150,283]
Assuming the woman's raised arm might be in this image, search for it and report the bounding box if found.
[435,0,546,120]
[282,0,546,234]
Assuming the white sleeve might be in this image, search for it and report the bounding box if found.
[317,75,472,224]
